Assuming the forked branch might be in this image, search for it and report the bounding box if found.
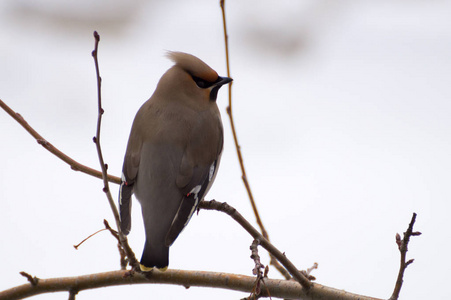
[388,213,421,300]
[199,200,312,290]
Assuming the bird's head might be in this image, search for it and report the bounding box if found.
[155,51,232,108]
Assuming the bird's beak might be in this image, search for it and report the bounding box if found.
[209,76,233,101]
[214,76,233,87]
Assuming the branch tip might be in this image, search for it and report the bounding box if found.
[389,212,420,300]
[20,271,39,286]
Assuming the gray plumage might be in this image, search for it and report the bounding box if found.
[119,52,232,270]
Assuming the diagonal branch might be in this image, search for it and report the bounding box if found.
[0,99,121,185]
[199,200,312,290]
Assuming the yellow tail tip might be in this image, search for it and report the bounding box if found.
[139,264,168,272]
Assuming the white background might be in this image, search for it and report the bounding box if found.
[1,1,450,299]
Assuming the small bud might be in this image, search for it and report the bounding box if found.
[264,265,269,277]
[395,233,402,248]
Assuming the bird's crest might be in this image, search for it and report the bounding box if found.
[166,51,218,82]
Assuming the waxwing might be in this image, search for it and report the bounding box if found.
[119,52,232,271]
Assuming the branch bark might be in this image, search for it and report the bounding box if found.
[199,200,312,290]
[0,269,382,300]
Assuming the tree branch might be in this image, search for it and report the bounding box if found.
[219,0,291,280]
[388,213,421,300]
[248,239,267,298]
[0,99,121,185]
[0,269,382,300]
[199,200,312,290]
[90,31,139,270]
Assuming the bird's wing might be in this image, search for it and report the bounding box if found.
[119,130,143,235]
[165,157,221,247]
[165,121,224,247]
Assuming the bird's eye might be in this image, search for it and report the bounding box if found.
[192,76,212,89]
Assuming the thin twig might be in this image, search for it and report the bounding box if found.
[103,219,128,270]
[248,239,271,299]
[73,220,120,250]
[388,213,421,300]
[199,200,312,290]
[219,0,290,280]
[302,262,318,281]
[103,219,119,239]
[91,31,139,270]
[250,239,265,280]
[0,99,121,184]
[73,228,108,250]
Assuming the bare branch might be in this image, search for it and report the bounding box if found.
[250,239,265,280]
[92,30,118,226]
[199,200,312,290]
[90,31,139,270]
[248,239,270,299]
[0,99,121,185]
[389,213,421,300]
[1,269,382,300]
[73,228,108,250]
[219,0,290,280]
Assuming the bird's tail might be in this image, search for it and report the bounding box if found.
[140,240,169,271]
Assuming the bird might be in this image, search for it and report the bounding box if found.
[119,51,232,271]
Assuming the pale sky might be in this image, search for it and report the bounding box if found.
[1,1,450,299]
